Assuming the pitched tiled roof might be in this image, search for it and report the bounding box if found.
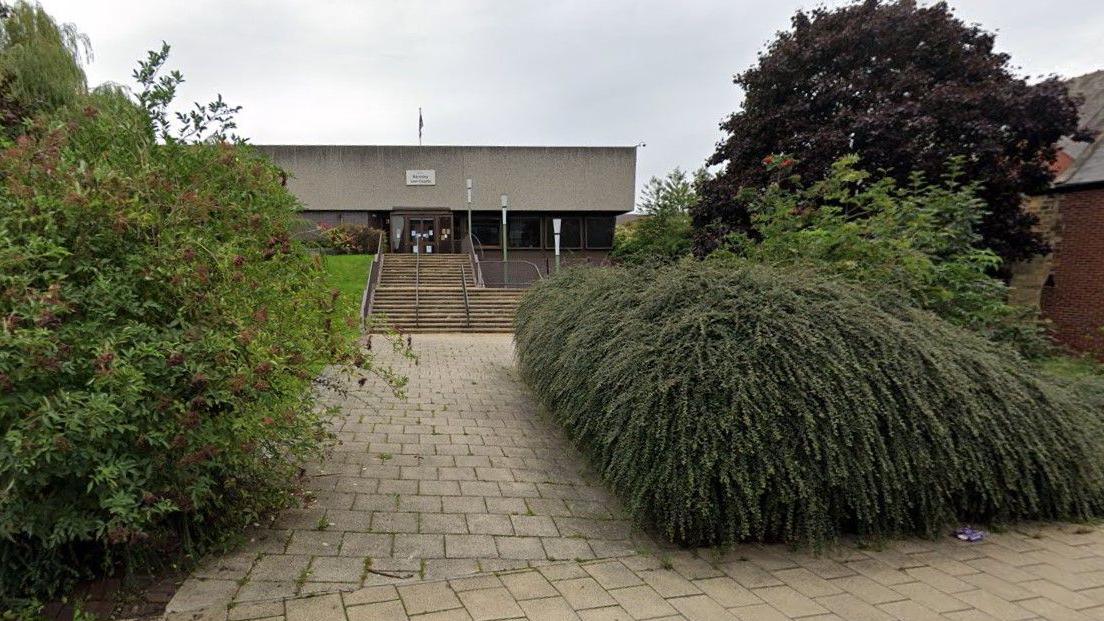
[1058,70,1104,187]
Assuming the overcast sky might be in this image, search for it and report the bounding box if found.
[40,0,1104,205]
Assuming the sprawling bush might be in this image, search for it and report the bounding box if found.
[611,168,697,265]
[718,155,1048,355]
[0,49,377,605]
[515,260,1104,546]
[319,223,388,254]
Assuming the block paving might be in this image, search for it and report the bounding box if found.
[164,334,1104,620]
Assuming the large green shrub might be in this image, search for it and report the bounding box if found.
[319,223,388,254]
[611,168,698,265]
[515,260,1104,546]
[719,155,1047,355]
[0,80,372,604]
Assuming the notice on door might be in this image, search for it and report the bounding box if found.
[406,170,436,185]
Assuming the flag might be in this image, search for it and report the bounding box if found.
[418,107,423,145]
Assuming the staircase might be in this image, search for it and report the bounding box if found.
[368,254,525,333]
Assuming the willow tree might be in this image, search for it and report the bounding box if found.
[0,1,90,130]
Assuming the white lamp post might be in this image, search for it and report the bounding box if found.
[466,179,473,251]
[500,194,508,263]
[552,217,562,272]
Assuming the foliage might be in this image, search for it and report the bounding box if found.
[319,224,387,255]
[0,1,90,130]
[716,154,1048,353]
[0,44,386,606]
[695,0,1091,265]
[515,260,1104,547]
[611,168,699,264]
[133,42,241,144]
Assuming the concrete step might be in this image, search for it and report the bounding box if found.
[373,306,519,312]
[384,255,469,259]
[374,305,517,310]
[391,298,520,303]
[382,314,514,319]
[374,298,517,302]
[385,320,514,327]
[374,303,517,308]
[387,328,515,332]
[387,324,515,330]
[374,294,523,299]
[375,309,507,314]
[379,282,475,286]
[369,265,523,331]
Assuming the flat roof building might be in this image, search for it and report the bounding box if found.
[256,145,637,272]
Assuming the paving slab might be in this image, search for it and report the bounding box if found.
[161,335,1104,620]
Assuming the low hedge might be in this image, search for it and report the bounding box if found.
[514,260,1104,546]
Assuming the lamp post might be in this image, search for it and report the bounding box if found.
[466,179,473,251]
[553,217,561,272]
[500,194,508,263]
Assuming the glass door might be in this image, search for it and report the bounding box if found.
[410,218,436,253]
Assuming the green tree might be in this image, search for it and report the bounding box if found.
[695,0,1089,266]
[0,1,90,130]
[718,155,1046,353]
[612,168,701,264]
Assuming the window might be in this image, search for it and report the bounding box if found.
[471,214,501,248]
[585,217,615,249]
[544,217,582,249]
[508,215,542,249]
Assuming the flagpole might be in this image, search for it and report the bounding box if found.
[418,107,423,146]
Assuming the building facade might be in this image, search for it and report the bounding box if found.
[1007,70,1104,356]
[256,145,636,273]
[1036,147,1104,354]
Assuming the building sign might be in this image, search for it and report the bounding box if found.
[406,170,436,186]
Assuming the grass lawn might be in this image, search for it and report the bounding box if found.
[322,253,373,314]
[1039,354,1103,379]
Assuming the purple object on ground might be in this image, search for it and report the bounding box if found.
[954,526,986,542]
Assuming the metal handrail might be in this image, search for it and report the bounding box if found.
[459,263,472,328]
[464,232,485,288]
[471,252,485,288]
[478,259,544,288]
[414,240,421,329]
[360,231,386,332]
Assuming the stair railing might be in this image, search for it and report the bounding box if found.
[359,231,386,332]
[414,237,421,329]
[478,260,544,289]
[460,263,472,329]
[462,233,485,288]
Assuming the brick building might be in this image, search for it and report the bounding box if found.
[1040,163,1104,353]
[1009,70,1104,354]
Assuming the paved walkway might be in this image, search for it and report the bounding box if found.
[165,335,1104,620]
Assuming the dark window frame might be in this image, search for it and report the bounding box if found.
[507,214,543,249]
[543,216,583,250]
[470,214,502,249]
[584,216,615,249]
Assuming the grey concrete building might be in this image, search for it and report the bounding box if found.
[256,145,636,271]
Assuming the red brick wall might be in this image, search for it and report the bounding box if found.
[1041,186,1104,355]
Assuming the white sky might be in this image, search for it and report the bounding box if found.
[39,0,1104,204]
